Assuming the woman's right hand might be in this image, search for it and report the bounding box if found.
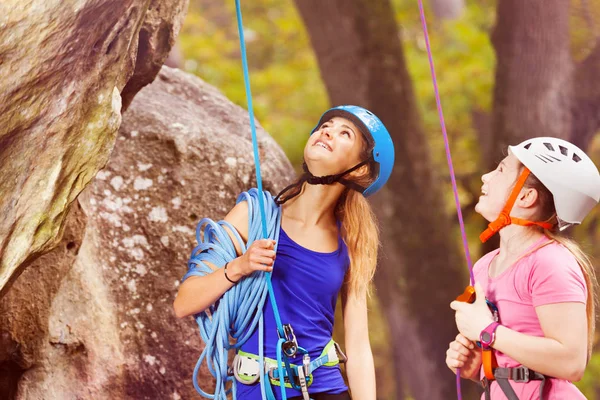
[228,239,276,280]
[445,333,482,380]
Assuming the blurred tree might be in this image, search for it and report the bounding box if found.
[294,0,470,398]
[430,0,464,20]
[487,0,600,185]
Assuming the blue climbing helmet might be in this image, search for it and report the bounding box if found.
[311,105,395,196]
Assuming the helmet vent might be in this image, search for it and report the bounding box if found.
[524,143,532,150]
[543,143,555,151]
[573,153,582,163]
[559,145,569,156]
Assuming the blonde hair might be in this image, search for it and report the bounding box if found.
[524,170,598,360]
[335,174,380,296]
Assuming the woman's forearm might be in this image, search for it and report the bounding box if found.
[173,258,243,318]
[492,326,586,381]
[345,347,376,399]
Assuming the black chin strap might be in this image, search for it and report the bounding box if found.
[274,158,372,205]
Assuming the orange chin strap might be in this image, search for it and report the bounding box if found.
[479,167,554,243]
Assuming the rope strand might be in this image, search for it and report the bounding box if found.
[416,1,476,398]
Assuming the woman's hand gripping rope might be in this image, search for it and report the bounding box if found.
[450,283,495,343]
[227,239,276,282]
[446,333,482,380]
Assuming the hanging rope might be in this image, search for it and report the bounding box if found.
[234,1,302,398]
[235,1,475,399]
[416,1,475,399]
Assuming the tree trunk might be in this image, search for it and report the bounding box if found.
[481,0,574,254]
[491,0,600,161]
[294,1,471,398]
[430,0,465,20]
[572,40,600,150]
[490,0,572,161]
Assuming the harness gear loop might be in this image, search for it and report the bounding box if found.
[479,167,554,243]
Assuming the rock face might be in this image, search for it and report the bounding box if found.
[0,0,189,296]
[121,0,189,110]
[0,66,296,399]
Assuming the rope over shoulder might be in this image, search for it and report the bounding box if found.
[183,189,282,399]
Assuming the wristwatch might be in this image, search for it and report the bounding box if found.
[479,321,500,350]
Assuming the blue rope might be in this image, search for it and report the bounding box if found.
[233,1,301,399]
[184,190,282,399]
[233,0,286,340]
[185,3,310,399]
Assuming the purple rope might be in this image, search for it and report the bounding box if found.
[416,0,474,284]
[416,1,476,399]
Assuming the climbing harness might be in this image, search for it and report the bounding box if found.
[482,367,546,400]
[233,339,347,390]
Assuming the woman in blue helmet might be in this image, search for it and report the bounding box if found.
[174,105,394,399]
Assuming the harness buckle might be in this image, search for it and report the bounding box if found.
[481,377,490,390]
[302,353,310,378]
[511,367,530,383]
[267,363,302,387]
[267,365,277,381]
[280,324,299,357]
[334,342,348,363]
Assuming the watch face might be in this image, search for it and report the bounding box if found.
[481,331,491,344]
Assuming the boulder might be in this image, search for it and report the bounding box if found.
[0,66,295,399]
[0,0,189,296]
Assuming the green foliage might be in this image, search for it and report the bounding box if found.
[178,0,328,167]
[392,0,497,263]
[577,349,600,399]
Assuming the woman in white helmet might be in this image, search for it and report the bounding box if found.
[445,137,600,399]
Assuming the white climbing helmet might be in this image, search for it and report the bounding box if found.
[509,137,600,229]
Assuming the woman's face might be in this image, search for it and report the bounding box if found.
[304,117,366,176]
[475,152,523,222]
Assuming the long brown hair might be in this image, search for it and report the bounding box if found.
[277,137,380,296]
[523,168,598,360]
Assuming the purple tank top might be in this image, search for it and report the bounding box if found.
[236,226,350,399]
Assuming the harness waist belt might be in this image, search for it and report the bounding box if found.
[482,367,546,400]
[233,339,346,388]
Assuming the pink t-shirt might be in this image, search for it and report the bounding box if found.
[473,237,587,400]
